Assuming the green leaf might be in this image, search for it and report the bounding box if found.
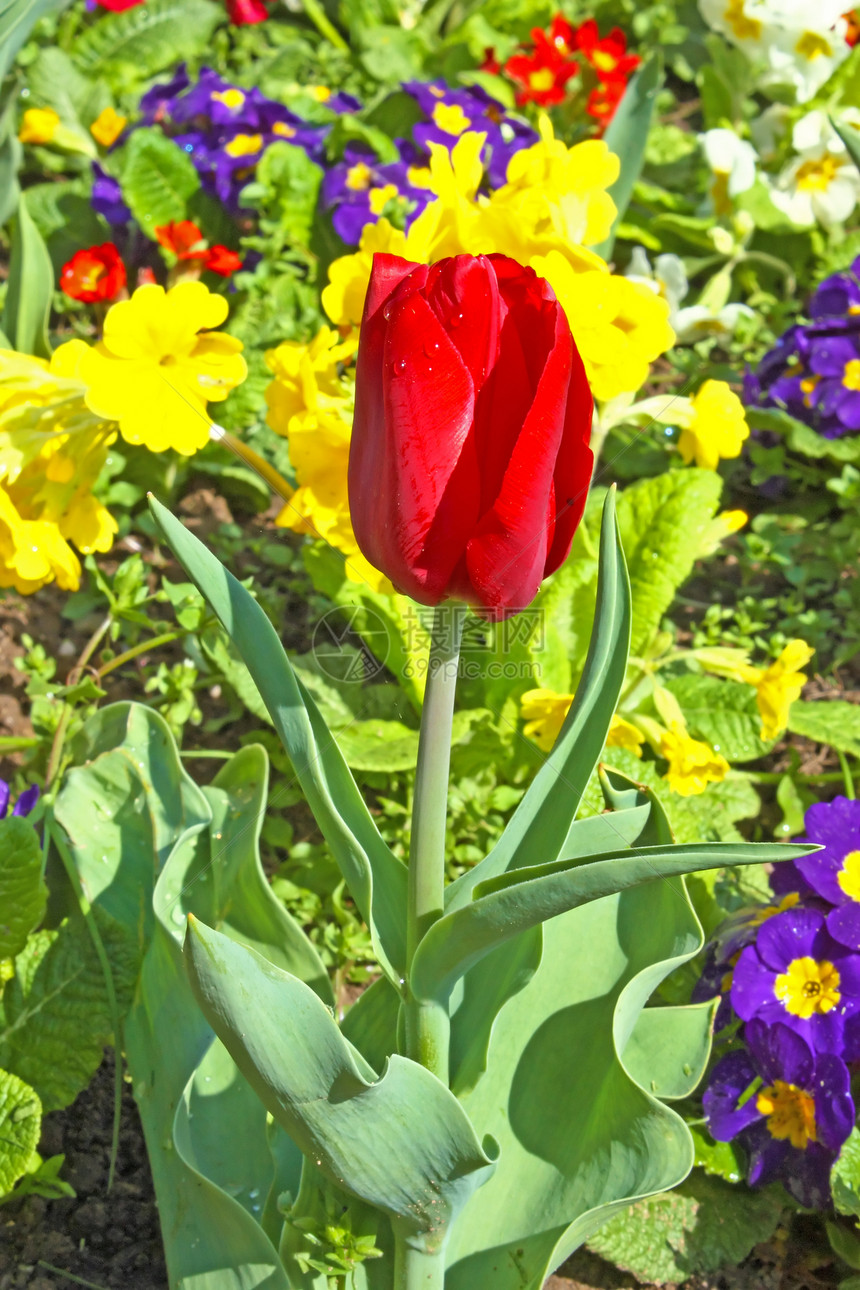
[666,674,773,764]
[0,912,137,1111]
[70,0,222,80]
[118,128,200,235]
[828,1221,860,1272]
[833,1128,860,1217]
[0,0,73,81]
[413,840,803,1010]
[0,84,22,227]
[593,54,663,260]
[148,495,408,987]
[616,469,723,658]
[0,818,46,960]
[0,1068,40,1198]
[747,406,860,464]
[445,488,631,910]
[832,115,860,174]
[789,700,860,757]
[2,190,53,360]
[184,917,497,1253]
[621,1000,716,1101]
[242,141,323,248]
[587,1172,784,1283]
[26,46,102,140]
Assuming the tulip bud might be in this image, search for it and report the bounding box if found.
[349,253,594,619]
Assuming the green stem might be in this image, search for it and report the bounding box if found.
[209,424,295,503]
[44,613,112,791]
[96,628,190,679]
[299,0,349,52]
[405,602,464,1085]
[838,750,856,799]
[394,1240,445,1290]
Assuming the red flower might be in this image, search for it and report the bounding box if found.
[349,253,593,619]
[535,14,577,57]
[844,9,860,46]
[479,46,502,75]
[227,0,268,23]
[586,76,628,124]
[155,220,208,260]
[93,0,144,11]
[504,43,579,106]
[60,243,126,303]
[573,18,641,80]
[204,244,243,276]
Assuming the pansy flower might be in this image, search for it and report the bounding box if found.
[0,780,39,819]
[704,1019,853,1208]
[731,905,860,1055]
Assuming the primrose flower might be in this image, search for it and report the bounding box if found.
[80,282,247,455]
[0,780,39,819]
[624,247,688,315]
[405,80,538,189]
[503,16,580,106]
[60,243,126,304]
[737,640,814,741]
[700,129,757,215]
[770,797,860,952]
[769,110,860,228]
[154,221,242,276]
[659,722,729,796]
[731,906,860,1055]
[19,107,59,144]
[91,163,131,226]
[90,107,127,148]
[704,1019,853,1207]
[675,380,751,470]
[699,0,850,101]
[521,692,643,756]
[320,142,435,246]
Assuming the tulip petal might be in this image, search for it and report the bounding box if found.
[544,345,593,576]
[424,255,501,393]
[361,254,426,327]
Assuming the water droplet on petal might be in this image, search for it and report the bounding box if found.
[423,339,439,357]
[449,311,463,328]
[393,358,407,375]
[382,304,393,321]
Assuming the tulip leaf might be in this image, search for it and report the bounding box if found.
[2,189,53,360]
[148,495,408,987]
[621,1000,717,1102]
[832,114,860,176]
[445,487,631,914]
[0,84,21,228]
[0,0,74,81]
[593,53,663,261]
[413,841,807,1010]
[184,917,497,1252]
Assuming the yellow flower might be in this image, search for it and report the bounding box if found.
[659,722,730,796]
[322,219,411,328]
[0,489,81,594]
[520,688,575,751]
[738,640,815,741]
[676,380,750,471]
[19,107,59,144]
[90,107,127,147]
[606,715,644,757]
[530,250,676,403]
[80,282,247,455]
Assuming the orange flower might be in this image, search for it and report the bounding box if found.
[573,19,641,80]
[60,243,126,303]
[586,76,628,124]
[155,220,209,261]
[203,244,242,276]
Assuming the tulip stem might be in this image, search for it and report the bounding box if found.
[405,601,464,1086]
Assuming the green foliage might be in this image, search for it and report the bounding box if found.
[0,1068,40,1198]
[70,0,222,81]
[118,127,201,236]
[594,54,663,260]
[789,700,860,758]
[1,190,52,359]
[0,818,46,960]
[833,1129,860,1218]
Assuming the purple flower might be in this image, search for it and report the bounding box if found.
[0,780,38,818]
[704,1018,853,1208]
[91,162,131,227]
[404,79,537,189]
[320,141,434,245]
[745,256,860,439]
[769,797,860,952]
[731,906,860,1056]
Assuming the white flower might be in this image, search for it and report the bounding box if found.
[768,108,860,227]
[624,248,689,312]
[701,129,758,214]
[672,303,756,344]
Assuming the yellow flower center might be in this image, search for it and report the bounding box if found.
[774,956,841,1018]
[837,849,860,900]
[710,170,732,216]
[842,361,860,392]
[795,155,841,192]
[795,30,832,59]
[528,68,556,91]
[368,184,399,215]
[724,0,762,39]
[755,1080,817,1149]
[272,122,296,138]
[18,107,60,145]
[224,133,263,158]
[407,165,433,189]
[749,892,801,927]
[346,162,372,191]
[432,102,471,135]
[212,88,246,110]
[592,49,618,73]
[800,374,820,405]
[310,85,331,102]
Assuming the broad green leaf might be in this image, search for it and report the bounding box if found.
[616,469,723,658]
[23,178,107,275]
[0,1068,40,1197]
[413,841,803,1010]
[0,0,73,80]
[621,1001,716,1101]
[666,674,773,764]
[827,1221,860,1272]
[593,54,663,260]
[833,1128,860,1217]
[0,817,46,960]
[445,488,631,912]
[0,83,21,227]
[25,46,104,143]
[119,129,200,236]
[690,1126,743,1183]
[242,142,323,248]
[789,699,860,757]
[70,0,222,79]
[184,918,497,1254]
[2,190,53,359]
[587,1172,784,1283]
[149,496,408,987]
[747,406,860,464]
[0,911,137,1111]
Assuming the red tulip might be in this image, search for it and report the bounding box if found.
[349,253,594,619]
[60,243,126,303]
[227,0,268,23]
